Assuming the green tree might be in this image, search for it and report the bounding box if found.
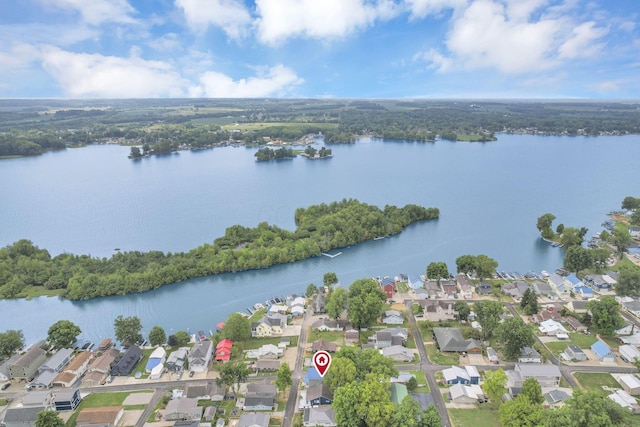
[455,255,477,275]
[521,377,544,405]
[222,312,251,341]
[324,356,357,392]
[556,223,565,234]
[216,361,250,398]
[405,376,418,392]
[496,318,535,360]
[475,254,498,282]
[129,146,142,158]
[324,272,339,287]
[426,262,449,285]
[499,395,544,427]
[326,287,348,320]
[419,405,441,427]
[168,330,190,347]
[0,329,25,358]
[148,326,166,347]
[35,410,64,427]
[520,288,539,315]
[586,296,624,336]
[391,395,420,427]
[305,283,318,297]
[483,368,507,406]
[611,227,632,258]
[630,209,640,226]
[114,315,143,345]
[454,301,471,321]
[47,320,81,349]
[358,375,395,427]
[332,381,362,427]
[616,265,640,297]
[473,300,503,339]
[560,227,586,248]
[590,248,610,270]
[564,245,594,274]
[622,196,640,211]
[276,362,292,392]
[537,213,556,239]
[348,278,387,329]
[545,389,625,427]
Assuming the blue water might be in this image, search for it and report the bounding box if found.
[1,135,639,345]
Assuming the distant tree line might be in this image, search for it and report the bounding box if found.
[0,199,439,300]
[254,147,295,160]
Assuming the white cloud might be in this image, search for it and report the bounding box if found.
[404,0,466,18]
[413,48,453,72]
[148,33,183,51]
[40,47,187,98]
[558,21,608,59]
[190,65,304,97]
[175,0,252,39]
[255,0,401,45]
[39,0,136,25]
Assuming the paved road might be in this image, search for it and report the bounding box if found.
[405,300,452,427]
[282,305,312,427]
[135,387,166,427]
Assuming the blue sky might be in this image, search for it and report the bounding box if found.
[0,0,638,98]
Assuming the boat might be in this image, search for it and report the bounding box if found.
[374,236,385,240]
[246,307,255,315]
[197,330,206,341]
[253,303,265,310]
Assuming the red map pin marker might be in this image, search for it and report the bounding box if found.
[313,350,332,377]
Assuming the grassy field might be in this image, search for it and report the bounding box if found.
[569,332,598,348]
[425,343,460,365]
[66,390,153,427]
[449,407,500,427]
[410,370,430,392]
[545,341,569,354]
[574,372,620,397]
[308,330,345,344]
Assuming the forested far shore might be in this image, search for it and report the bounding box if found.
[0,199,439,300]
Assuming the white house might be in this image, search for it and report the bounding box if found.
[619,375,640,395]
[619,345,640,363]
[449,383,485,404]
[538,319,568,336]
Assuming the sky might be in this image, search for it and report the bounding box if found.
[0,0,639,99]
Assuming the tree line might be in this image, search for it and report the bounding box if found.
[0,199,439,300]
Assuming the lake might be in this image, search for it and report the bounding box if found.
[1,135,639,345]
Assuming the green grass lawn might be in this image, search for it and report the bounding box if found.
[425,343,459,365]
[67,390,153,427]
[131,348,155,377]
[574,372,620,397]
[410,370,429,393]
[569,332,598,348]
[238,336,298,351]
[544,341,569,354]
[448,407,500,427]
[308,330,345,344]
[599,335,620,350]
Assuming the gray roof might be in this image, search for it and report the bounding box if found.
[307,383,333,402]
[189,340,212,358]
[303,407,336,425]
[13,346,47,369]
[544,389,570,405]
[247,383,277,396]
[40,348,73,372]
[516,363,561,378]
[433,328,482,352]
[243,395,275,408]
[624,300,640,312]
[3,407,46,423]
[30,370,58,387]
[0,354,20,377]
[238,413,270,427]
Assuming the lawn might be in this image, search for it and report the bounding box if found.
[66,390,153,427]
[544,341,569,354]
[131,348,155,377]
[569,332,598,348]
[308,330,345,344]
[574,372,620,397]
[410,370,429,393]
[425,343,459,365]
[448,407,500,427]
[239,336,298,350]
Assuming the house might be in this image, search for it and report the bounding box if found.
[215,339,233,362]
[247,344,283,359]
[313,294,327,314]
[38,349,73,374]
[10,345,48,380]
[440,280,458,298]
[548,274,569,294]
[389,383,408,405]
[166,347,190,371]
[623,300,640,318]
[575,286,594,299]
[565,316,587,332]
[210,383,226,401]
[373,331,393,349]
[608,389,640,413]
[391,372,416,384]
[518,347,542,363]
[52,389,82,411]
[511,364,561,387]
[532,280,554,297]
[145,347,166,372]
[433,328,482,354]
[562,344,587,361]
[584,274,612,290]
[306,383,333,406]
[303,407,337,427]
[0,354,20,381]
[619,345,640,363]
[185,382,222,400]
[381,310,404,325]
[456,274,474,299]
[476,282,492,295]
[111,345,143,376]
[304,367,322,386]
[381,277,396,299]
[173,421,199,427]
[564,274,584,290]
[543,390,570,407]
[29,370,58,390]
[251,314,287,337]
[619,375,640,395]
[22,391,53,408]
[2,407,46,427]
[268,304,288,315]
[291,306,305,317]
[97,338,112,351]
[380,327,408,343]
[164,398,203,421]
[188,340,213,372]
[53,351,92,388]
[591,340,616,362]
[415,288,429,299]
[502,281,530,300]
[616,323,636,336]
[76,406,125,427]
[238,413,270,427]
[345,328,359,343]
[442,366,480,385]
[420,300,455,321]
[381,345,414,362]
[487,347,499,364]
[311,318,340,332]
[254,360,280,372]
[243,395,276,411]
[424,281,442,298]
[538,319,568,336]
[311,340,337,353]
[630,226,640,238]
[565,300,587,313]
[449,383,485,404]
[81,349,118,387]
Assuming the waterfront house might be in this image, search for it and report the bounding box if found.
[76,406,124,427]
[619,375,640,395]
[303,407,336,427]
[563,344,587,361]
[518,347,542,363]
[532,280,553,297]
[608,389,640,413]
[381,310,404,325]
[145,347,166,372]
[449,383,486,404]
[291,306,305,317]
[620,345,640,363]
[548,274,569,294]
[52,389,82,411]
[111,345,143,376]
[10,344,47,380]
[424,281,442,298]
[306,383,333,406]
[238,413,270,427]
[313,294,326,314]
[381,345,414,362]
[564,274,584,290]
[97,338,112,351]
[591,340,616,362]
[442,365,480,385]
[38,349,73,374]
[433,328,482,354]
[164,398,203,421]
[456,274,474,299]
[188,340,213,372]
[501,281,530,300]
[440,280,458,298]
[52,351,92,387]
[381,277,396,299]
[252,314,287,337]
[0,354,20,382]
[511,364,561,387]
[167,347,190,371]
[268,304,288,315]
[81,348,118,387]
[584,274,610,290]
[215,339,233,362]
[2,407,46,427]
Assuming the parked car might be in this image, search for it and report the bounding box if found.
[1,383,10,390]
[189,370,195,377]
